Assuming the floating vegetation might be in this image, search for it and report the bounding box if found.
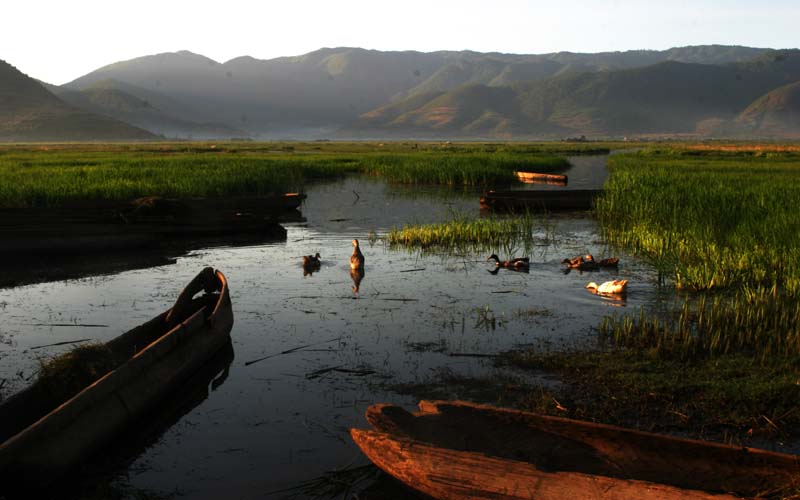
[388,211,552,255]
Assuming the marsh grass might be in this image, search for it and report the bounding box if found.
[0,143,571,207]
[503,348,800,444]
[387,211,548,255]
[596,151,800,295]
[599,288,800,363]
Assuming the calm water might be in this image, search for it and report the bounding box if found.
[0,156,665,498]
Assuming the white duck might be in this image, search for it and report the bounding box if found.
[586,279,629,295]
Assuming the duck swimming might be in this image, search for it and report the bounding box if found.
[586,279,629,295]
[562,254,619,271]
[350,239,365,269]
[487,254,530,270]
[303,253,321,267]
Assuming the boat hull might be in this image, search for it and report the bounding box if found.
[0,268,234,486]
[351,400,800,500]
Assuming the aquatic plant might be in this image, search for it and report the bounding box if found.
[387,211,549,255]
[595,151,800,295]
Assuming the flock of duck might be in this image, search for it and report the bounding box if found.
[487,253,628,296]
[302,241,628,297]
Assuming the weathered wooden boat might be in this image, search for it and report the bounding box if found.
[351,400,800,500]
[480,189,601,212]
[515,171,568,186]
[0,267,234,488]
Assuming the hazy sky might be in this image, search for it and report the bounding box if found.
[5,0,799,85]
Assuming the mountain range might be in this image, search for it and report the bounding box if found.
[2,45,800,141]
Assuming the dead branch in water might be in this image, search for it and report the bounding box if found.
[244,336,342,366]
[30,338,94,350]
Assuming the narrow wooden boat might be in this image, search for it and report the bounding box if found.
[351,400,800,500]
[515,171,568,186]
[480,189,601,212]
[0,267,234,488]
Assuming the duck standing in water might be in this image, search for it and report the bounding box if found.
[350,239,365,270]
[586,279,629,295]
[487,254,530,271]
[302,253,321,276]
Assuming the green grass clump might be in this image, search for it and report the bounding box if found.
[596,150,800,295]
[388,212,549,255]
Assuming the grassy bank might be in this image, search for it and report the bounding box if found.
[502,349,800,443]
[596,150,800,294]
[0,142,575,207]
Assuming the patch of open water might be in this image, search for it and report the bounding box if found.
[0,156,670,498]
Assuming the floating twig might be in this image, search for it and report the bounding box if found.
[306,365,376,380]
[30,338,94,350]
[244,336,342,366]
[26,324,108,328]
[448,352,498,358]
[399,268,427,273]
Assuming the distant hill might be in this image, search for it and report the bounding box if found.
[346,50,800,138]
[734,81,800,137]
[50,79,247,139]
[63,45,773,138]
[0,60,155,142]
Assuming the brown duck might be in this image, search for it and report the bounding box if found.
[562,254,619,271]
[350,239,365,269]
[488,254,530,270]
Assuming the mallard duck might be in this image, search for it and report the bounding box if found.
[562,254,619,271]
[350,239,365,269]
[562,255,597,270]
[488,254,530,270]
[586,279,629,295]
[303,253,321,267]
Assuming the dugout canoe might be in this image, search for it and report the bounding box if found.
[351,400,800,500]
[480,189,601,212]
[514,171,568,186]
[0,267,234,488]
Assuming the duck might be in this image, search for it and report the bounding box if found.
[302,253,321,267]
[487,254,530,270]
[562,254,619,271]
[586,279,629,295]
[350,239,365,269]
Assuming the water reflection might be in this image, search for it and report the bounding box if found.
[350,267,365,293]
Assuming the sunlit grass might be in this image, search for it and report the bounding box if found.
[595,150,800,295]
[388,212,553,255]
[0,143,572,207]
